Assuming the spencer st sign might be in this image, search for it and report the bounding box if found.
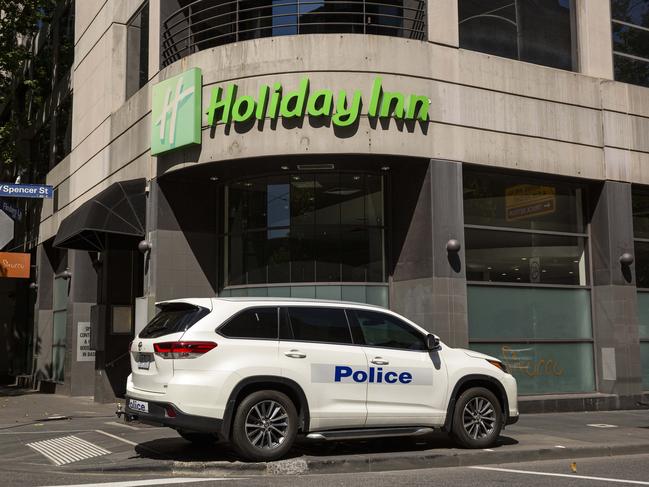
[151,67,430,156]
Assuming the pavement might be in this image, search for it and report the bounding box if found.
[1,385,649,483]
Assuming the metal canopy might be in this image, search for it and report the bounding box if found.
[53,178,146,251]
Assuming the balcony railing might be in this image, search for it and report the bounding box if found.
[161,0,427,67]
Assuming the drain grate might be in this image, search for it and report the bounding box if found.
[27,435,111,465]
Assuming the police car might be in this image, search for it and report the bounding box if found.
[125,298,518,461]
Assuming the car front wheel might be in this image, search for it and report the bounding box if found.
[451,387,503,448]
[231,390,298,461]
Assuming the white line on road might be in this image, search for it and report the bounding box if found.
[470,466,649,485]
[39,478,245,487]
[94,429,138,446]
[104,421,140,430]
[27,436,111,466]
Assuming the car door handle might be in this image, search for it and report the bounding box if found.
[371,357,389,365]
[284,350,307,359]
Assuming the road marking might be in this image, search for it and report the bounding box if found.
[27,435,110,466]
[0,430,91,435]
[587,423,618,428]
[39,479,244,487]
[555,445,566,448]
[470,466,649,485]
[104,421,140,430]
[95,429,138,446]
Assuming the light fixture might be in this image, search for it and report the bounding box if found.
[209,176,219,181]
[138,240,152,254]
[446,239,461,252]
[280,165,289,170]
[619,253,634,265]
[29,282,38,290]
[381,166,390,171]
[56,267,72,280]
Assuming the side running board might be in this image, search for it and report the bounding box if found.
[306,427,434,441]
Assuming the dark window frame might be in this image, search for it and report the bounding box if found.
[216,306,281,341]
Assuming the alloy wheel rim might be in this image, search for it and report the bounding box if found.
[462,396,496,440]
[245,400,289,449]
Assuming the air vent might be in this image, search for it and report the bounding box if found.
[296,164,335,171]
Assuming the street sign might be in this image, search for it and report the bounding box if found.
[0,252,30,278]
[1,201,22,221]
[0,210,13,250]
[0,182,53,199]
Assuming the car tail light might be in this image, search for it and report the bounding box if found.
[153,341,217,359]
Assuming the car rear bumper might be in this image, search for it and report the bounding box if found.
[124,396,223,434]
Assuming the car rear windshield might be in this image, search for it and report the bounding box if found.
[139,304,209,339]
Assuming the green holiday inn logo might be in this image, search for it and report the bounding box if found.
[151,67,202,155]
[151,68,430,156]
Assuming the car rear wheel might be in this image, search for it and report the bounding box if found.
[231,390,298,461]
[451,387,503,448]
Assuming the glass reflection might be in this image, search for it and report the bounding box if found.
[224,172,384,286]
[465,228,588,285]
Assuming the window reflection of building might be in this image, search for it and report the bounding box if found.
[632,186,649,391]
[222,172,385,291]
[458,0,575,71]
[611,0,649,88]
[464,168,595,395]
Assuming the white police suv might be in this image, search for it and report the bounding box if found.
[125,298,518,461]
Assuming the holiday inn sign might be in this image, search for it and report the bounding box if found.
[151,67,431,156]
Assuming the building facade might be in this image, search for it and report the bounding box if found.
[31,0,649,408]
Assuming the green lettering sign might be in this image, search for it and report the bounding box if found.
[151,71,430,156]
[151,68,202,155]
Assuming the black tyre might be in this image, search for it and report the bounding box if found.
[178,430,219,445]
[451,387,503,449]
[231,390,298,461]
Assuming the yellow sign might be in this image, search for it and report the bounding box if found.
[505,184,556,221]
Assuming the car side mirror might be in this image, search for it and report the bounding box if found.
[426,334,441,351]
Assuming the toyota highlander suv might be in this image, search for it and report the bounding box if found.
[124,298,518,461]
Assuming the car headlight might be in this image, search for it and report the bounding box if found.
[487,359,510,374]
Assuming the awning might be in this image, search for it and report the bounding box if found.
[53,178,146,251]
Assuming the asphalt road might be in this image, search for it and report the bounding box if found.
[2,389,649,486]
[1,454,649,486]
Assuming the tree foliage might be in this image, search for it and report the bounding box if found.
[0,0,56,181]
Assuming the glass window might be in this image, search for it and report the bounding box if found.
[611,0,649,88]
[219,307,278,339]
[285,307,352,344]
[459,0,575,71]
[637,292,649,337]
[139,305,209,339]
[471,342,596,394]
[465,229,588,285]
[468,286,592,340]
[126,2,149,99]
[353,309,426,350]
[464,170,586,233]
[223,172,385,287]
[641,342,649,390]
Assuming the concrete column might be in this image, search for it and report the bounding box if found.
[575,0,614,79]
[148,177,218,302]
[427,0,459,47]
[63,250,97,396]
[590,181,642,398]
[148,0,161,79]
[390,159,468,347]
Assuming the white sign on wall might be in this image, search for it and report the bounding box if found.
[77,322,95,362]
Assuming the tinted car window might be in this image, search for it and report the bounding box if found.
[353,310,425,350]
[286,307,352,344]
[139,305,209,339]
[219,307,278,339]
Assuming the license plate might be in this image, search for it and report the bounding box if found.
[128,399,149,413]
[135,353,151,370]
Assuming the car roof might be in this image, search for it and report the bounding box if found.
[158,296,388,311]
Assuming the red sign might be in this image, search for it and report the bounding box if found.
[0,252,30,278]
